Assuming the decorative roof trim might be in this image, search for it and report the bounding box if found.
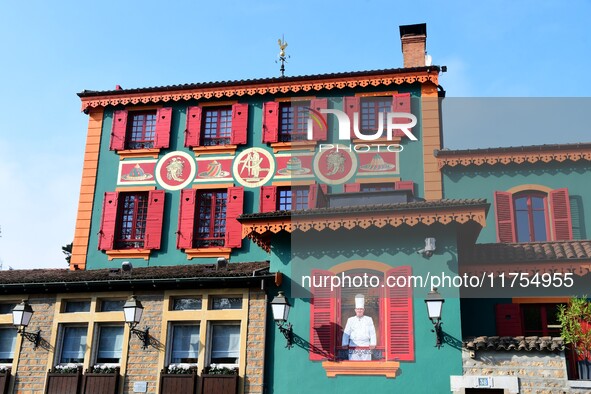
[241,205,487,252]
[79,71,439,111]
[436,146,591,168]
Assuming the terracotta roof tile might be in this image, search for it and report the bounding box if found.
[463,336,565,352]
[463,241,591,264]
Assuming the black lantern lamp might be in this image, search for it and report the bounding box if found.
[124,295,150,349]
[270,291,293,349]
[425,288,445,349]
[12,300,41,349]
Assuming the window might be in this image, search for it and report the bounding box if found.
[0,328,17,364]
[521,304,561,336]
[100,300,125,312]
[170,324,200,364]
[343,93,411,139]
[98,190,165,252]
[64,300,91,313]
[360,97,391,134]
[360,183,395,192]
[278,102,310,142]
[95,326,124,364]
[210,324,240,365]
[277,186,309,210]
[177,187,244,251]
[210,296,242,310]
[202,107,232,146]
[59,326,87,364]
[494,188,572,243]
[172,297,202,311]
[110,107,172,151]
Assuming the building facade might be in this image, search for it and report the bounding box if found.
[0,23,590,394]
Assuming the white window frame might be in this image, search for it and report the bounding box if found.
[206,321,241,369]
[92,324,124,368]
[56,324,88,366]
[0,326,17,368]
[166,322,201,368]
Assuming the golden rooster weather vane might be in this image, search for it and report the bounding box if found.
[277,35,289,77]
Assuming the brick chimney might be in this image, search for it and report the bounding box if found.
[399,23,427,68]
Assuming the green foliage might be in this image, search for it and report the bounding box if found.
[203,364,238,375]
[558,296,591,360]
[62,242,72,264]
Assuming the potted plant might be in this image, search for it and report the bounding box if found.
[81,365,120,394]
[200,365,238,394]
[0,366,10,394]
[558,296,591,380]
[159,364,198,394]
[45,364,82,394]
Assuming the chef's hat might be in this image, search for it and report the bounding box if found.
[354,294,365,309]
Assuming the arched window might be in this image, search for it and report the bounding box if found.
[513,192,548,242]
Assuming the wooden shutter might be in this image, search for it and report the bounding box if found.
[144,190,165,250]
[494,191,516,243]
[385,266,414,361]
[154,107,172,148]
[495,304,522,337]
[98,192,118,250]
[260,186,277,212]
[309,98,328,141]
[185,106,202,148]
[110,110,128,151]
[262,102,279,143]
[343,97,360,139]
[392,93,412,137]
[177,189,196,249]
[395,181,415,195]
[309,269,336,361]
[225,187,244,248]
[344,183,361,193]
[230,103,248,145]
[550,188,573,241]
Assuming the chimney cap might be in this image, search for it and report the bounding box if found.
[399,23,427,38]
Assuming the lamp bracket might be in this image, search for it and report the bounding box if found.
[130,326,150,349]
[275,321,293,350]
[431,320,443,349]
[19,328,41,349]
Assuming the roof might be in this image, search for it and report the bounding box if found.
[435,142,591,157]
[464,241,591,264]
[239,199,489,221]
[464,336,565,352]
[0,262,272,294]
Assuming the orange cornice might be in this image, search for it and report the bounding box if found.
[80,71,439,111]
[437,148,591,169]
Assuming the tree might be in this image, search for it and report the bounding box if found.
[558,296,591,379]
[62,242,72,265]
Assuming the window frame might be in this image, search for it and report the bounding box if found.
[0,327,17,366]
[125,110,157,150]
[278,101,311,142]
[513,191,550,242]
[276,186,310,211]
[359,96,392,134]
[201,107,233,147]
[194,189,228,248]
[92,324,125,366]
[167,322,201,366]
[114,191,150,250]
[206,321,241,368]
[56,324,88,366]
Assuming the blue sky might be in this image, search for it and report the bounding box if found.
[0,0,590,269]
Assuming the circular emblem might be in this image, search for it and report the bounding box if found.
[313,145,357,185]
[155,151,196,190]
[233,147,275,188]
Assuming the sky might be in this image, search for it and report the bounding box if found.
[0,0,590,270]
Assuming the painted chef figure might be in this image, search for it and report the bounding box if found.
[341,294,377,360]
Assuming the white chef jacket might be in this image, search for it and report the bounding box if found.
[342,315,377,347]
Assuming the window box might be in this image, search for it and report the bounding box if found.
[159,368,198,394]
[200,374,238,394]
[0,368,10,394]
[45,366,82,394]
[81,367,120,394]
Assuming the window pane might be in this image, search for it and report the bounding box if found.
[171,325,200,363]
[532,196,545,210]
[97,326,124,363]
[100,300,125,312]
[173,297,202,311]
[532,210,547,241]
[64,301,91,313]
[0,328,17,363]
[211,297,242,310]
[515,210,531,242]
[0,304,15,315]
[514,196,528,210]
[522,306,542,335]
[211,324,240,364]
[60,326,87,364]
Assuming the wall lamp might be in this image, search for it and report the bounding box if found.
[425,288,445,349]
[12,300,42,349]
[270,291,293,349]
[124,295,150,349]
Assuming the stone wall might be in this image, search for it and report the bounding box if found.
[244,289,266,394]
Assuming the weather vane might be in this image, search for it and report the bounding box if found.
[277,35,289,77]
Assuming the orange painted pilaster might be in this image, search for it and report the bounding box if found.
[421,83,443,200]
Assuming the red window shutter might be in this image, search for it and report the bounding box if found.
[185,106,202,148]
[260,186,277,212]
[494,191,516,243]
[344,183,361,193]
[385,266,414,361]
[395,181,415,195]
[110,110,128,151]
[177,189,196,249]
[144,190,165,249]
[495,304,522,336]
[98,192,118,250]
[225,187,244,248]
[309,98,328,141]
[154,107,172,148]
[392,93,412,137]
[230,103,248,145]
[308,184,318,208]
[262,102,279,143]
[550,188,573,241]
[310,269,336,361]
[343,97,360,138]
